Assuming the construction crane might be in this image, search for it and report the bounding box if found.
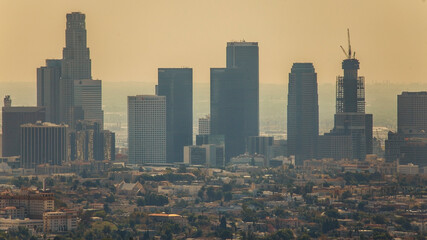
[340,29,355,59]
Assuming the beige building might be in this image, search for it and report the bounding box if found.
[43,210,77,233]
[0,218,43,231]
[0,191,54,219]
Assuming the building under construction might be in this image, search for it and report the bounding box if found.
[318,30,373,161]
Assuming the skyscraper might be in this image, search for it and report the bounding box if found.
[287,63,319,165]
[58,12,103,128]
[318,31,373,160]
[385,92,427,164]
[156,68,192,163]
[74,79,103,127]
[2,96,46,157]
[20,122,68,169]
[37,59,62,123]
[397,92,427,135]
[226,42,259,139]
[128,95,166,164]
[210,42,259,162]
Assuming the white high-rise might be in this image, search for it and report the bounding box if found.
[128,95,166,164]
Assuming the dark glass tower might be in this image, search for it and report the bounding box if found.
[156,68,193,163]
[287,63,319,165]
[211,68,245,161]
[37,59,62,123]
[210,42,259,162]
[226,42,259,138]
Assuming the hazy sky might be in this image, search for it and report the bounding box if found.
[1,0,427,85]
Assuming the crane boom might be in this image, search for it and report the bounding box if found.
[347,28,352,59]
[340,45,348,58]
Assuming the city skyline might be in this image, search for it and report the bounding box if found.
[1,0,427,86]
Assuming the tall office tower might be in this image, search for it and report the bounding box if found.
[318,31,373,161]
[20,122,68,169]
[287,63,319,165]
[211,68,245,161]
[397,92,427,135]
[385,92,427,163]
[74,79,103,127]
[226,42,259,139]
[37,59,62,123]
[199,115,210,135]
[210,41,259,162]
[2,96,46,157]
[156,68,192,163]
[128,95,166,164]
[59,12,103,128]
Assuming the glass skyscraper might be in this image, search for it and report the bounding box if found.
[156,68,193,163]
[287,63,319,165]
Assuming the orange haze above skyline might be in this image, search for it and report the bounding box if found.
[1,0,427,85]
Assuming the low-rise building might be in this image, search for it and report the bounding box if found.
[43,209,77,233]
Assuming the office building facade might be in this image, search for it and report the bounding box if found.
[2,96,46,157]
[210,42,259,163]
[156,68,192,163]
[128,95,166,164]
[20,122,68,168]
[37,59,62,123]
[198,115,210,135]
[287,63,319,165]
[74,79,103,127]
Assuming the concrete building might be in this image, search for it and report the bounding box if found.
[128,95,166,164]
[210,42,259,162]
[37,59,62,124]
[287,63,318,165]
[0,218,43,231]
[156,68,193,163]
[183,144,224,167]
[0,190,54,219]
[2,96,46,157]
[398,163,419,175]
[43,210,77,233]
[20,122,68,168]
[68,120,114,161]
[246,136,274,166]
[198,115,210,135]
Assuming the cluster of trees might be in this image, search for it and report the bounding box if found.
[198,184,233,202]
[137,193,169,206]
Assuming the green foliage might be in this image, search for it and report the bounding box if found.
[137,193,169,206]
